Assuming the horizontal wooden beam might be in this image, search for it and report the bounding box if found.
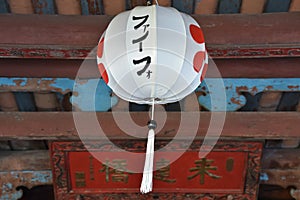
[1,12,298,46]
[0,57,300,78]
[0,150,50,171]
[0,112,299,140]
[0,12,299,59]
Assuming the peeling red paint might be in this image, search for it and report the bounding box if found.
[206,46,300,59]
[13,79,25,87]
[266,86,274,90]
[0,46,92,59]
[1,78,71,94]
[288,85,299,89]
[236,86,248,94]
[230,97,242,105]
[1,46,300,59]
[251,86,258,93]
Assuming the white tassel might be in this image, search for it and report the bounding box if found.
[140,99,156,194]
[140,128,155,194]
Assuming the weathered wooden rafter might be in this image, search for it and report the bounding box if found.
[0,112,299,140]
[1,57,300,78]
[0,12,299,60]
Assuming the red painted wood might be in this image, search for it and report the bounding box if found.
[210,58,300,78]
[1,44,299,59]
[0,13,299,59]
[0,58,300,79]
[0,13,299,48]
[51,140,262,199]
[0,59,99,78]
[0,15,112,46]
[68,151,247,193]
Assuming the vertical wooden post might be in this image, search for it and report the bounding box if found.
[194,0,218,14]
[8,0,34,14]
[258,92,282,111]
[55,0,81,15]
[240,0,266,14]
[0,92,18,111]
[290,0,300,11]
[103,0,125,15]
[33,92,59,111]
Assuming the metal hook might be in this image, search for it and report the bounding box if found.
[147,0,159,6]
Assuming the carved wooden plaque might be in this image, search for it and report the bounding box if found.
[51,140,262,200]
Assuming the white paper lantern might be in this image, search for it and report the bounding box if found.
[97,5,208,194]
[97,5,208,105]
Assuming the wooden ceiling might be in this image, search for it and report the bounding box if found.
[0,0,299,15]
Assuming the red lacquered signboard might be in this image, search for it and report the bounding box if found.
[51,140,262,200]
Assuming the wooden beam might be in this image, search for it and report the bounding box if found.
[0,13,299,58]
[0,57,300,78]
[0,112,299,140]
[262,149,300,169]
[211,58,300,78]
[261,149,300,189]
[0,150,50,171]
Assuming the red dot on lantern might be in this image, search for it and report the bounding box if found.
[97,36,104,58]
[193,51,205,73]
[98,63,109,84]
[190,24,204,44]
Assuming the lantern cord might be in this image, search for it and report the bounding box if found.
[140,99,156,194]
[151,98,155,120]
